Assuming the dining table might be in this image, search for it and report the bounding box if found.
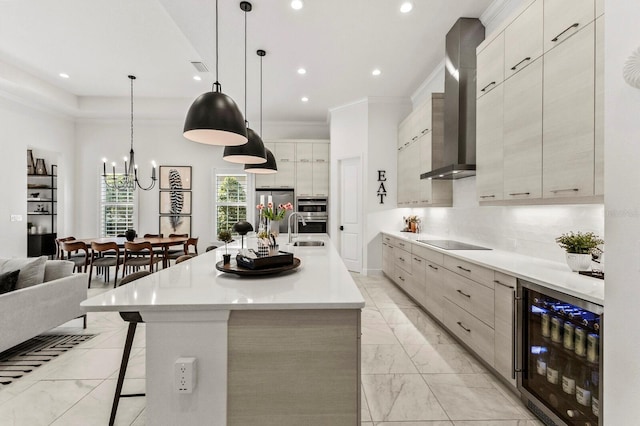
[77,236,189,268]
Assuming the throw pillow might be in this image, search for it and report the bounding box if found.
[0,269,20,294]
[43,260,74,282]
[0,256,47,289]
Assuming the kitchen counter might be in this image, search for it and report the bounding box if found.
[81,234,363,426]
[383,231,604,305]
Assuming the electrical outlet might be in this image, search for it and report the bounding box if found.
[10,215,23,222]
[174,357,196,394]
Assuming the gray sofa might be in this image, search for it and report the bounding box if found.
[0,257,88,354]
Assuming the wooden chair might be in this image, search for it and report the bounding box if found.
[89,242,124,288]
[110,270,150,426]
[205,245,218,252]
[55,236,76,260]
[122,241,162,278]
[167,237,199,264]
[166,233,189,258]
[60,240,89,274]
[143,233,165,259]
[175,254,196,264]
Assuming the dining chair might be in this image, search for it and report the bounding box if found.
[167,237,199,264]
[175,254,196,264]
[205,245,218,252]
[143,233,165,259]
[89,242,124,288]
[110,270,150,426]
[122,241,162,278]
[166,233,189,258]
[60,240,89,274]
[55,236,76,260]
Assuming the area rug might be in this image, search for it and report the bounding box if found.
[0,334,95,385]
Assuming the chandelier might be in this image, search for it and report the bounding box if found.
[102,75,156,191]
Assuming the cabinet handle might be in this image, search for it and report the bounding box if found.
[457,321,471,333]
[399,276,405,282]
[551,23,579,42]
[399,257,405,262]
[421,128,429,134]
[412,136,418,141]
[457,289,471,298]
[513,289,523,377]
[280,159,290,162]
[479,195,495,199]
[300,159,310,163]
[508,192,530,196]
[480,81,496,92]
[457,266,471,273]
[510,57,531,71]
[413,257,422,262]
[315,159,326,163]
[421,199,429,203]
[550,188,579,193]
[428,264,439,271]
[399,243,405,247]
[404,142,410,147]
[494,279,515,289]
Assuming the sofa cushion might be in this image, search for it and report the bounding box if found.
[0,269,20,294]
[0,256,47,289]
[43,260,74,282]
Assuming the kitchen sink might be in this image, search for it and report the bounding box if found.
[293,241,325,247]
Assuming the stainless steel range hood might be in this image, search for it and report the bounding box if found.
[421,18,485,180]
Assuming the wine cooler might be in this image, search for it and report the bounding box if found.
[518,280,603,426]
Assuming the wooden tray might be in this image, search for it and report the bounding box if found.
[216,257,301,276]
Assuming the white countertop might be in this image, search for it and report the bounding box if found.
[81,234,365,312]
[383,231,604,305]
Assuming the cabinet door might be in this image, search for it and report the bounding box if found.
[503,57,543,201]
[415,99,431,138]
[594,16,604,196]
[295,162,313,196]
[494,272,517,387]
[405,140,421,205]
[408,255,427,305]
[543,23,595,199]
[476,83,504,201]
[477,32,504,98]
[417,132,432,205]
[274,161,295,188]
[423,260,444,323]
[504,0,543,79]
[312,162,329,196]
[275,142,296,162]
[296,143,313,162]
[595,0,604,18]
[543,0,594,53]
[382,242,394,277]
[397,146,409,206]
[398,116,411,148]
[312,143,329,163]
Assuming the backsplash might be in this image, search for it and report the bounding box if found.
[399,178,605,264]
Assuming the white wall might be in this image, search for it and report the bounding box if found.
[603,2,640,423]
[0,97,75,257]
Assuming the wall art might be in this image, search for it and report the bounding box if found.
[159,166,192,190]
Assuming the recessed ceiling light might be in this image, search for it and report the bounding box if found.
[372,68,382,76]
[301,96,309,102]
[297,67,307,75]
[59,73,69,79]
[193,75,202,81]
[400,2,413,13]
[291,0,303,10]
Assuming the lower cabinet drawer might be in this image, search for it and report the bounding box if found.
[443,269,495,328]
[443,298,495,367]
[394,247,412,273]
[423,261,444,323]
[393,265,412,293]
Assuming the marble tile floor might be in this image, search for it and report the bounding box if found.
[0,272,544,425]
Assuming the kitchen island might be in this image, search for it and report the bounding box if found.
[81,234,364,426]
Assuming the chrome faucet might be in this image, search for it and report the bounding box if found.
[288,212,307,244]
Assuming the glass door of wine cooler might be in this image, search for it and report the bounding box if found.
[519,280,603,426]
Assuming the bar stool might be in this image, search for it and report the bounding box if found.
[88,242,124,288]
[122,241,162,278]
[109,270,150,426]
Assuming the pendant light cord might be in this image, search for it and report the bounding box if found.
[215,0,219,84]
[260,54,263,137]
[130,76,134,151]
[244,6,247,119]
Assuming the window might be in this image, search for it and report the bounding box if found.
[100,174,135,237]
[215,173,248,235]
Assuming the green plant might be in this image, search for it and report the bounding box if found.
[555,231,604,254]
[218,229,233,255]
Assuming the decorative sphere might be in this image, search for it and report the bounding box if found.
[233,221,253,235]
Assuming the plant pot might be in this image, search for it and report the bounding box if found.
[223,254,231,265]
[125,229,137,242]
[565,253,592,272]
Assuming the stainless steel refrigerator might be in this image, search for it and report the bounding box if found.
[255,189,295,233]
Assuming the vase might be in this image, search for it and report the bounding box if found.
[125,229,137,242]
[270,220,281,237]
[27,150,35,174]
[410,222,417,233]
[35,158,47,175]
[565,253,592,272]
[223,253,231,265]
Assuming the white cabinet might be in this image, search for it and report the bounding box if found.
[312,162,329,196]
[476,83,504,201]
[295,162,313,196]
[312,143,329,163]
[504,0,543,80]
[477,32,504,98]
[274,142,296,162]
[543,0,594,53]
[503,57,543,201]
[382,242,394,277]
[274,162,295,188]
[493,272,517,387]
[543,22,595,199]
[594,16,604,196]
[296,144,313,163]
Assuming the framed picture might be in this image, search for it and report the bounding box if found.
[159,166,192,190]
[160,215,191,236]
[159,191,192,215]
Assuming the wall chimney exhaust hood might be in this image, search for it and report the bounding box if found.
[421,18,485,180]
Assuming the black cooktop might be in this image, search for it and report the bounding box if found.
[416,240,492,251]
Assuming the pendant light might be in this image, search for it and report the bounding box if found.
[223,1,267,164]
[102,75,157,191]
[183,0,248,146]
[245,50,278,174]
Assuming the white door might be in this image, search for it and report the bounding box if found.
[339,157,362,272]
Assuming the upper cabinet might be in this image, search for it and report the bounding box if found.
[476,84,504,201]
[594,16,604,196]
[257,141,330,192]
[595,0,604,18]
[477,33,504,98]
[504,0,543,80]
[543,0,594,53]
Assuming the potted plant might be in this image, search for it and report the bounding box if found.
[555,231,604,272]
[218,229,233,264]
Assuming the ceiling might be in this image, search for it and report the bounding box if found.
[0,0,493,123]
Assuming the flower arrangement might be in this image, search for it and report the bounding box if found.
[403,215,421,232]
[256,202,293,221]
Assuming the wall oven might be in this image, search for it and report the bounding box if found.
[296,197,328,234]
[518,279,603,426]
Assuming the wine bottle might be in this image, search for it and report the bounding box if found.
[587,333,600,363]
[575,327,587,357]
[551,316,564,343]
[590,368,600,417]
[562,357,577,395]
[576,366,592,407]
[536,347,548,376]
[541,311,551,338]
[546,348,562,386]
[563,321,575,350]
